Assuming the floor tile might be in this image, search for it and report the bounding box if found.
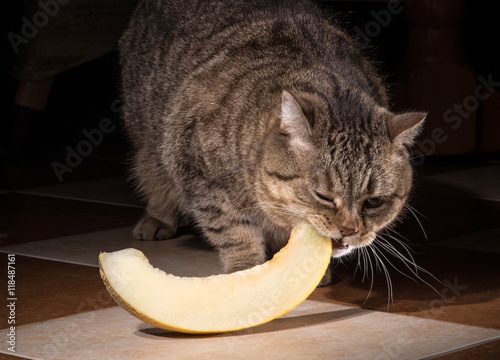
[434,339,500,360]
[431,228,500,253]
[0,255,116,329]
[309,245,500,330]
[18,177,143,208]
[0,159,127,191]
[396,176,500,243]
[394,185,475,244]
[422,164,500,201]
[2,300,499,360]
[0,193,142,246]
[0,227,222,277]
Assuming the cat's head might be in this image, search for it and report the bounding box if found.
[257,90,425,258]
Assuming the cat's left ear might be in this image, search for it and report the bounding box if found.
[386,111,427,146]
[280,91,314,152]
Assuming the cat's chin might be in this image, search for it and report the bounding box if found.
[330,232,377,258]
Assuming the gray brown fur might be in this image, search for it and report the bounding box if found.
[119,0,425,281]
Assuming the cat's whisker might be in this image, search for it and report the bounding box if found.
[404,205,428,239]
[405,204,428,220]
[336,255,345,267]
[361,246,375,308]
[377,234,419,275]
[375,235,444,296]
[245,200,300,214]
[372,239,420,284]
[365,247,372,286]
[410,154,427,160]
[377,235,418,265]
[355,247,363,272]
[354,248,363,277]
[384,226,412,245]
[369,245,394,311]
[314,215,329,234]
[380,235,420,276]
[377,234,418,272]
[383,229,419,256]
[359,246,368,283]
[255,204,307,220]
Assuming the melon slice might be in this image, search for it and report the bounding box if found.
[99,222,332,334]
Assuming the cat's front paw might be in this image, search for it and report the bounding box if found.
[132,215,176,241]
[318,264,343,287]
[318,268,333,287]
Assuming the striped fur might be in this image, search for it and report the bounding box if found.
[120,0,424,278]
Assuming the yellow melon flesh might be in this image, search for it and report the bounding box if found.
[99,222,332,334]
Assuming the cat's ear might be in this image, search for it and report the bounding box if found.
[386,111,426,146]
[280,91,313,152]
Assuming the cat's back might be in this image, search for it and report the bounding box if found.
[120,0,329,84]
[120,0,387,150]
[119,0,329,140]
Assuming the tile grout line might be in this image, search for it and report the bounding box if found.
[420,336,500,360]
[0,351,37,359]
[0,250,101,268]
[429,242,500,254]
[14,190,144,209]
[2,302,500,360]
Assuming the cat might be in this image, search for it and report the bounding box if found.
[119,0,425,285]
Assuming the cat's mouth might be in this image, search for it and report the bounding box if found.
[331,238,349,250]
[330,238,352,258]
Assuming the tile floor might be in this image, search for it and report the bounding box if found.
[1,161,499,359]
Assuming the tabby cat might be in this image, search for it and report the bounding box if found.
[119,0,425,284]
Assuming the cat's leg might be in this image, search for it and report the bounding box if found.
[133,206,179,241]
[213,226,267,273]
[194,209,267,273]
[267,226,334,287]
[319,263,333,286]
[132,152,181,241]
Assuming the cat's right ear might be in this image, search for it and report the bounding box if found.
[386,111,426,147]
[280,91,314,152]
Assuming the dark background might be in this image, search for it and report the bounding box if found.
[1,0,498,186]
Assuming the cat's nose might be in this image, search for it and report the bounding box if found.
[339,226,358,237]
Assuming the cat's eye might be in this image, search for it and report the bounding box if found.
[364,197,383,209]
[314,191,335,207]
